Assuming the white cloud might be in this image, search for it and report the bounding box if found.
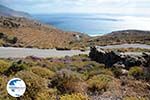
[0,0,150,15]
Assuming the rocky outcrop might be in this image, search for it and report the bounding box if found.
[89,47,150,68]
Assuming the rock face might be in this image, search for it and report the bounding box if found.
[89,47,150,68]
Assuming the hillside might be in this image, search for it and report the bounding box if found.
[84,30,150,46]
[0,5,150,49]
[0,16,89,49]
[1,16,150,50]
[0,54,150,100]
[0,4,30,17]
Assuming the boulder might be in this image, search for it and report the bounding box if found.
[89,47,123,67]
[89,46,150,68]
[142,53,150,67]
[123,55,146,69]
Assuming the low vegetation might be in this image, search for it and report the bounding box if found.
[60,93,89,100]
[0,55,149,100]
[87,75,112,93]
[0,32,18,47]
[4,60,29,76]
[128,66,144,79]
[0,60,10,74]
[123,96,149,100]
[30,67,55,79]
[85,30,150,46]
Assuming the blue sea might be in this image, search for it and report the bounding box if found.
[33,13,150,36]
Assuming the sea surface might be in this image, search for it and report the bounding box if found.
[33,13,150,36]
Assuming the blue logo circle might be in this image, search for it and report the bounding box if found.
[7,78,26,97]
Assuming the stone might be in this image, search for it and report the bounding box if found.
[89,46,150,68]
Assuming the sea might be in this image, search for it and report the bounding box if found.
[33,13,150,36]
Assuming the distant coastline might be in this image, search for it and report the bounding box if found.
[33,13,150,36]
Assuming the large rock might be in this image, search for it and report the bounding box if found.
[122,55,146,69]
[142,53,150,67]
[89,47,150,68]
[89,47,123,67]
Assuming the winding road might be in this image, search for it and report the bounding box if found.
[0,44,150,58]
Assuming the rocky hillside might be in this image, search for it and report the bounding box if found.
[0,54,150,100]
[0,5,89,49]
[0,16,89,49]
[86,30,150,46]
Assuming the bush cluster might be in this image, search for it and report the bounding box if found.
[60,93,89,100]
[0,60,10,74]
[128,66,144,79]
[4,60,28,76]
[31,67,55,79]
[87,75,112,93]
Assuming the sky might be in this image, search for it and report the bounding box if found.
[0,0,150,16]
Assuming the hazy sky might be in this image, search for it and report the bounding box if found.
[0,0,150,15]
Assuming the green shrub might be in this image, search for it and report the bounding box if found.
[31,67,55,79]
[4,60,28,76]
[82,68,113,81]
[0,76,9,99]
[76,62,109,80]
[60,93,89,100]
[0,60,10,74]
[0,40,4,46]
[128,67,144,79]
[6,36,18,44]
[70,61,90,69]
[72,54,89,60]
[0,76,16,100]
[111,67,122,77]
[70,61,104,72]
[87,75,112,92]
[51,69,85,94]
[123,96,149,100]
[35,89,57,100]
[15,71,54,100]
[88,68,113,77]
[47,62,66,72]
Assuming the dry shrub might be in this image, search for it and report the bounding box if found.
[60,93,89,100]
[128,66,144,79]
[123,96,149,100]
[87,75,112,93]
[0,60,10,74]
[31,67,55,79]
[15,71,54,100]
[51,69,87,94]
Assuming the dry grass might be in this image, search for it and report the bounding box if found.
[0,16,89,49]
[60,93,89,100]
[30,67,55,79]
